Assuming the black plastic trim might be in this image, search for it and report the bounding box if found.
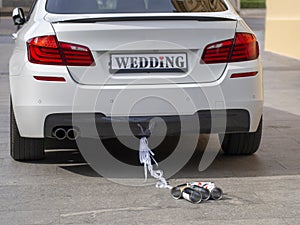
[56,16,236,23]
[44,109,250,138]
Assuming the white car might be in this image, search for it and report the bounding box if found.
[10,0,263,161]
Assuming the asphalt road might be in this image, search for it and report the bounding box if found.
[0,14,300,225]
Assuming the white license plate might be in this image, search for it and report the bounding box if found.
[110,53,188,73]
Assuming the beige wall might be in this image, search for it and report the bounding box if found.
[265,0,300,59]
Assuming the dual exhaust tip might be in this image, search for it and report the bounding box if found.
[53,127,79,141]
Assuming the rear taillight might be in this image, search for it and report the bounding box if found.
[201,39,233,64]
[59,42,95,66]
[27,36,63,65]
[27,35,95,66]
[201,33,259,64]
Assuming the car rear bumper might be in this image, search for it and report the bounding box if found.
[10,59,263,138]
[44,109,250,139]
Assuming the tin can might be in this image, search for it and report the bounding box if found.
[210,187,223,200]
[182,187,202,204]
[191,182,223,200]
[170,183,188,200]
[190,185,210,201]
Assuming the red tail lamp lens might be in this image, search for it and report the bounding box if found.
[27,35,95,66]
[230,33,259,62]
[201,33,259,64]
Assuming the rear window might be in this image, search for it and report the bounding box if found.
[46,0,228,14]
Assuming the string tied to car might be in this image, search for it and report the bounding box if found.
[137,122,224,204]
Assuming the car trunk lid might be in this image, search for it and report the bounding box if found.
[49,14,237,85]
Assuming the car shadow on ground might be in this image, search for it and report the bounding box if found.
[24,106,300,180]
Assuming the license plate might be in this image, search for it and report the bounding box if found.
[110,53,188,73]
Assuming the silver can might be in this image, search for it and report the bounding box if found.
[182,187,202,204]
[190,185,210,201]
[170,183,188,200]
[191,182,223,200]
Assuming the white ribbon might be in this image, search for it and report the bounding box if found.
[138,124,172,189]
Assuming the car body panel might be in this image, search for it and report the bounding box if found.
[9,0,263,138]
[52,19,237,85]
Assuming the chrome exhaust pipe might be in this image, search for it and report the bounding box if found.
[53,128,67,140]
[66,128,79,141]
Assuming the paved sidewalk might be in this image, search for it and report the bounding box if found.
[240,8,266,18]
[0,16,14,35]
